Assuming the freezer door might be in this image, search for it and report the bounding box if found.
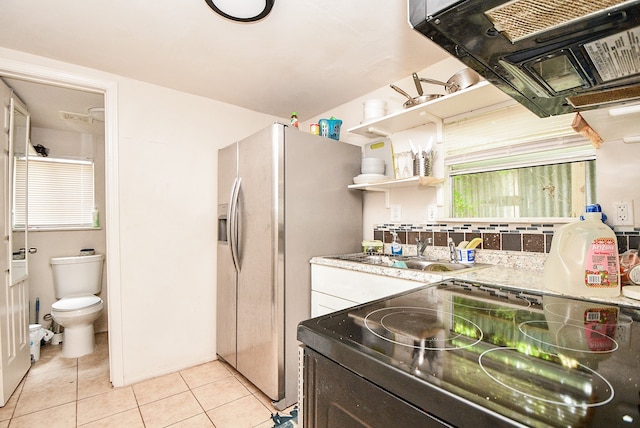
[236,125,284,401]
[216,143,238,367]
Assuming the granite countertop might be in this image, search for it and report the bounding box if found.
[311,253,640,309]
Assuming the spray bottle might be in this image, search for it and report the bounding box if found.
[390,231,403,256]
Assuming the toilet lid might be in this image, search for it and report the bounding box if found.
[52,295,102,312]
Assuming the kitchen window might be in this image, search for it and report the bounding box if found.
[13,156,95,229]
[445,104,596,219]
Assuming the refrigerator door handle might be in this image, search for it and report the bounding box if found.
[228,177,242,272]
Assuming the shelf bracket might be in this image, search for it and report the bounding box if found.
[384,189,390,208]
[417,110,443,143]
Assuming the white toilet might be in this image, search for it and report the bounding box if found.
[50,254,104,358]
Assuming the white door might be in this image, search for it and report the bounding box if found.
[0,94,31,406]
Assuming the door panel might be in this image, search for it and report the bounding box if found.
[236,126,282,400]
[1,93,30,406]
[216,143,238,367]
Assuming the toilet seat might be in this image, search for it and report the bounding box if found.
[52,295,102,312]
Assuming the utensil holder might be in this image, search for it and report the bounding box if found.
[413,151,433,177]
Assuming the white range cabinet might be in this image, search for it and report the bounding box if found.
[311,264,431,317]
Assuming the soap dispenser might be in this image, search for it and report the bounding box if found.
[390,231,403,256]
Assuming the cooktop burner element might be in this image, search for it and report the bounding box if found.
[364,307,482,351]
[298,279,640,427]
[479,347,615,408]
[519,320,618,354]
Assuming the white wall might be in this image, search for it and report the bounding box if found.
[595,139,640,226]
[114,79,280,381]
[0,47,283,386]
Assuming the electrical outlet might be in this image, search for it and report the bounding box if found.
[390,204,401,222]
[426,205,437,222]
[614,201,634,226]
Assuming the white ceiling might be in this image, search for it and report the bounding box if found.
[0,0,449,130]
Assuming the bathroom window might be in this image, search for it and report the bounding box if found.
[13,156,95,229]
[445,104,596,219]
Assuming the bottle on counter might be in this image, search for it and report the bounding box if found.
[543,204,620,298]
[290,112,299,129]
[390,231,403,256]
[92,206,100,228]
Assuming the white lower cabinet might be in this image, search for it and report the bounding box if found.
[311,264,427,317]
[311,292,359,317]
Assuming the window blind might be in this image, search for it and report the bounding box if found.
[14,156,95,229]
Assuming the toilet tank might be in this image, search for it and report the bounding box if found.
[50,254,104,298]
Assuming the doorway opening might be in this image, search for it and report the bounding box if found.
[0,58,123,394]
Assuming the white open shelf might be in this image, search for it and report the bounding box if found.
[347,81,512,140]
[348,175,444,191]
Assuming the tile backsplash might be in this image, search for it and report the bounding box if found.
[373,222,640,256]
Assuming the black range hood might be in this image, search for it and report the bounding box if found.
[409,0,640,117]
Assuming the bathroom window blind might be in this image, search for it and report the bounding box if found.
[13,156,95,229]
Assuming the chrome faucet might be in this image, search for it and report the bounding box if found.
[415,237,432,257]
[448,238,458,263]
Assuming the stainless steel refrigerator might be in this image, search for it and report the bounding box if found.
[217,123,362,409]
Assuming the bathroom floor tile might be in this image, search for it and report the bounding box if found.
[22,365,77,393]
[0,377,22,422]
[14,368,77,417]
[76,386,137,425]
[77,370,113,400]
[78,350,109,376]
[206,395,273,428]
[138,391,204,428]
[9,402,76,428]
[180,360,232,389]
[77,353,109,382]
[132,371,189,405]
[28,347,77,376]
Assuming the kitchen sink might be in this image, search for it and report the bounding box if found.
[328,253,488,272]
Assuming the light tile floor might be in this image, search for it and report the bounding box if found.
[0,333,293,427]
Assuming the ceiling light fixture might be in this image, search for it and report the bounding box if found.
[205,0,274,22]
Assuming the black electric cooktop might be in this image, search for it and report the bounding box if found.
[298,280,640,427]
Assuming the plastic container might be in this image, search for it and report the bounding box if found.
[543,204,620,298]
[318,117,342,140]
[92,206,100,228]
[29,324,54,363]
[363,99,387,121]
